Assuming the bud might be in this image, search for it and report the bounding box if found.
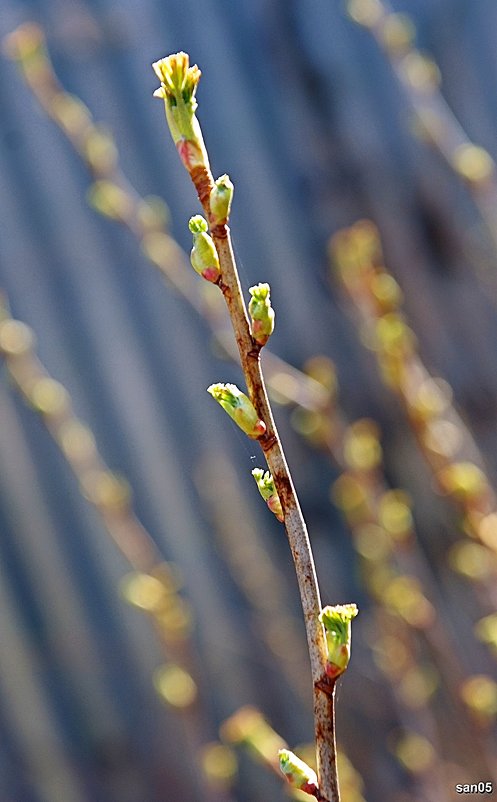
[84,125,118,172]
[154,663,197,708]
[248,283,275,346]
[189,215,221,283]
[319,604,358,679]
[278,749,318,796]
[453,143,495,185]
[252,468,284,522]
[210,174,234,225]
[207,383,266,439]
[87,180,133,221]
[152,52,209,171]
[3,23,47,74]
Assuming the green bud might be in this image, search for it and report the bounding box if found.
[189,215,221,283]
[278,749,318,796]
[152,52,209,171]
[248,283,275,346]
[209,174,234,225]
[207,383,266,439]
[189,215,208,234]
[252,468,284,522]
[319,604,358,679]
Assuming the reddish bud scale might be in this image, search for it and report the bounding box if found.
[201,266,220,283]
[267,495,284,522]
[301,780,319,796]
[252,319,270,346]
[287,775,318,795]
[325,657,347,679]
[176,138,204,171]
[253,419,267,437]
[234,408,266,438]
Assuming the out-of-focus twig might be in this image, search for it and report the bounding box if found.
[329,412,497,782]
[0,296,237,802]
[328,219,497,762]
[347,0,497,252]
[330,221,497,589]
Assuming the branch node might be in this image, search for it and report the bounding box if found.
[190,165,213,206]
[210,222,228,239]
[247,344,262,361]
[260,432,277,452]
[314,676,336,697]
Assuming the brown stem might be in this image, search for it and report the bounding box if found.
[190,168,340,802]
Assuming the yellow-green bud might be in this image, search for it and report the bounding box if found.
[189,215,221,283]
[209,174,234,225]
[252,468,284,522]
[152,52,209,171]
[248,283,275,346]
[207,383,266,439]
[278,749,318,796]
[319,604,358,679]
[87,180,133,222]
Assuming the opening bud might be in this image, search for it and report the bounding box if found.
[152,52,209,171]
[278,749,318,796]
[207,383,266,439]
[189,215,221,283]
[252,468,284,522]
[248,283,275,346]
[209,174,234,225]
[319,603,358,679]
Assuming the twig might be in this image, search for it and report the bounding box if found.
[151,53,350,802]
[5,27,355,798]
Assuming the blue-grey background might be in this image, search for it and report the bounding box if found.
[1,1,497,800]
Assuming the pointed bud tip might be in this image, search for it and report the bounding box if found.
[207,383,222,397]
[152,51,191,83]
[207,382,239,403]
[252,468,273,497]
[320,603,359,626]
[189,215,208,234]
[249,282,271,300]
[214,173,234,191]
[152,52,201,99]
